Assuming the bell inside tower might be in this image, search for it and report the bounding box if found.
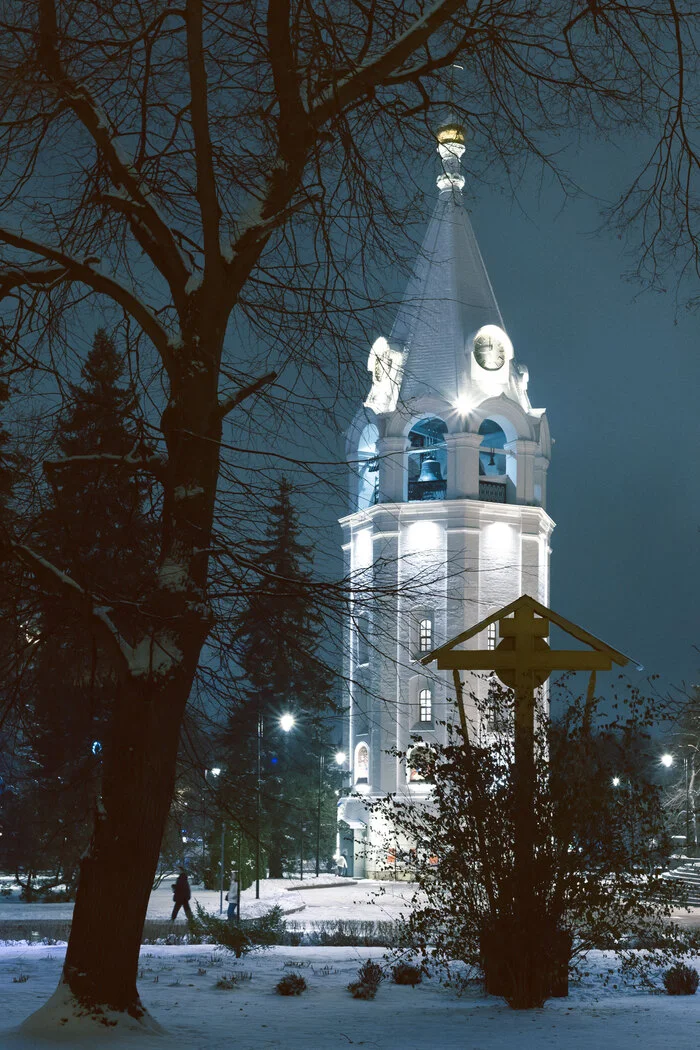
[478,418,508,503]
[407,416,447,502]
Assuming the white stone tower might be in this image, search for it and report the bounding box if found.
[337,125,553,877]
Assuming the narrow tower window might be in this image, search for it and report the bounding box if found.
[487,622,497,650]
[419,617,433,653]
[407,743,433,783]
[354,613,370,665]
[354,742,369,784]
[419,688,433,724]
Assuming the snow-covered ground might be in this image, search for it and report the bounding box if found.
[2,878,700,1047]
[1,943,700,1049]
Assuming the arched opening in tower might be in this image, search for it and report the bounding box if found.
[478,418,508,503]
[407,416,447,501]
[356,422,379,510]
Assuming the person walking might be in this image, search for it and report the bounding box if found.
[171,871,193,921]
[336,853,348,877]
[225,870,239,922]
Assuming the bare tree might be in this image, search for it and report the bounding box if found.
[0,0,697,1028]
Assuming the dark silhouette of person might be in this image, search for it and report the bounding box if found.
[171,872,193,921]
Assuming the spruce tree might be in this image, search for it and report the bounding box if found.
[220,479,337,880]
[0,344,25,875]
[1,330,154,893]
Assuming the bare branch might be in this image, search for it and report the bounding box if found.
[310,0,469,123]
[36,0,189,297]
[185,0,222,265]
[0,226,171,360]
[0,530,133,674]
[216,372,277,418]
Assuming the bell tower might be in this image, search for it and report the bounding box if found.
[338,126,553,877]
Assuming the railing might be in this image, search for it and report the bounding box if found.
[479,479,507,504]
[408,479,447,502]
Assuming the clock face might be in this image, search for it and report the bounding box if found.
[473,331,505,371]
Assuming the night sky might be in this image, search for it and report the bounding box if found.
[462,156,700,693]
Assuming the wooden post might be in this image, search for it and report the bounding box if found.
[421,594,634,1006]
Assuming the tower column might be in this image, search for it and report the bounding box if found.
[446,432,483,499]
[376,437,405,503]
[511,439,538,504]
[534,454,549,509]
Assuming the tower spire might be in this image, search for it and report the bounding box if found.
[436,124,466,193]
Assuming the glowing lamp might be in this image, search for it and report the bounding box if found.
[660,753,674,768]
[280,713,296,733]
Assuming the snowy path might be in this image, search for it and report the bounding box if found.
[0,877,418,925]
[1,944,700,1049]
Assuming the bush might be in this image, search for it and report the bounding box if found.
[189,902,286,958]
[348,959,384,999]
[292,919,400,947]
[663,963,699,996]
[276,973,307,996]
[392,962,422,986]
[348,980,377,999]
[215,972,252,990]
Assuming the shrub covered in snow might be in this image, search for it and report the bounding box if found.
[276,973,307,996]
[348,959,384,999]
[663,963,699,996]
[391,961,422,986]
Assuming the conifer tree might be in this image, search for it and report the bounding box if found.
[1,330,154,893]
[0,343,25,866]
[220,479,337,880]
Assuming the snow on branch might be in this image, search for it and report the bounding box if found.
[44,444,168,481]
[0,531,135,672]
[1,530,185,681]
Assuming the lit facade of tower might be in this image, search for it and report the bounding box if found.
[337,126,553,877]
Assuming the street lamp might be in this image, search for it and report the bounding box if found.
[255,709,297,899]
[335,751,347,765]
[661,748,697,855]
[612,776,621,787]
[204,767,225,912]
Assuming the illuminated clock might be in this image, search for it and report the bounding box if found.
[473,329,506,371]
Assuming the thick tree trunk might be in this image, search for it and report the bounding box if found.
[59,671,194,1016]
[268,842,284,880]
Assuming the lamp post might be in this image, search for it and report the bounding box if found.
[315,752,324,878]
[255,704,262,900]
[256,710,295,898]
[661,749,697,855]
[205,767,224,910]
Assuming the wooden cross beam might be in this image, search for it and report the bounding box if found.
[422,594,636,685]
